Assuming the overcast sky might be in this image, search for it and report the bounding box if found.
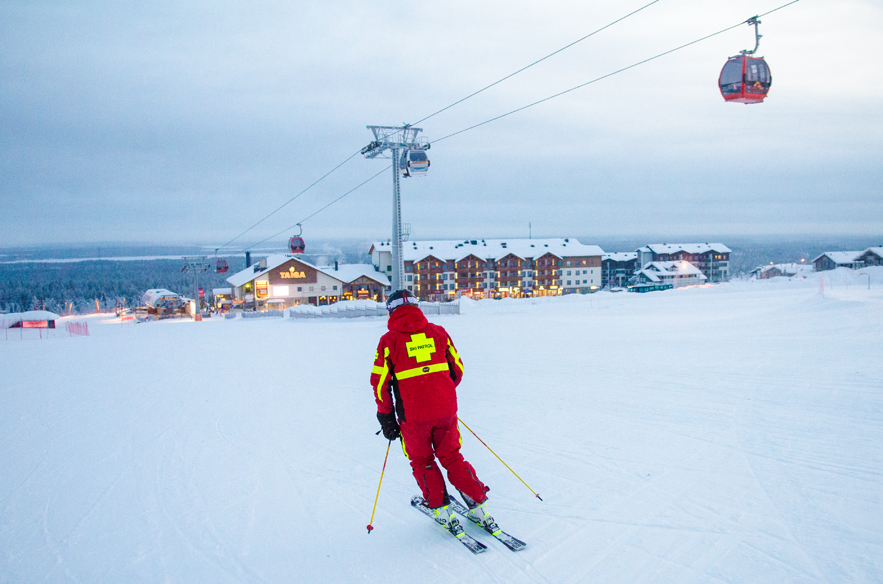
[1,0,881,249]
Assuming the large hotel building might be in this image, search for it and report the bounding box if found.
[369,238,604,300]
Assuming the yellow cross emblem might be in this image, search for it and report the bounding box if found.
[406,333,436,363]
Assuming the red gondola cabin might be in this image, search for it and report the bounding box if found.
[289,236,305,254]
[719,56,772,104]
[216,259,229,273]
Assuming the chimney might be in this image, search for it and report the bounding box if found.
[334,260,339,271]
[246,251,251,268]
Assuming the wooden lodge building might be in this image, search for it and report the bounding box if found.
[812,248,882,272]
[369,238,605,300]
[226,255,389,309]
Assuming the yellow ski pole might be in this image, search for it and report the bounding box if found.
[367,439,392,533]
[458,417,543,501]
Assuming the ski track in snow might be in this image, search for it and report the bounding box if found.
[2,269,882,583]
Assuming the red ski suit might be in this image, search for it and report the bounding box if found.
[370,304,487,508]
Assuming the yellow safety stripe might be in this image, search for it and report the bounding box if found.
[374,347,391,402]
[396,362,449,381]
[447,338,464,373]
[401,437,409,459]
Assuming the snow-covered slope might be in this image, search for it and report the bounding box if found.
[2,268,881,583]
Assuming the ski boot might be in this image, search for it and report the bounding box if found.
[461,492,501,536]
[431,504,465,536]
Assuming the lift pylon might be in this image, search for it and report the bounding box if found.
[362,125,429,292]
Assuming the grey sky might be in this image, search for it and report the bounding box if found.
[1,0,881,249]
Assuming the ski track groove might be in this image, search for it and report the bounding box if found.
[0,412,51,507]
[734,418,829,583]
[156,420,267,584]
[41,498,83,584]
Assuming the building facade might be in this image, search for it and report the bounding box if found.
[854,247,883,268]
[629,261,707,288]
[636,243,731,282]
[812,252,861,272]
[601,253,638,288]
[226,255,389,309]
[370,238,604,300]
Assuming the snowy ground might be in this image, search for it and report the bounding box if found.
[2,268,882,583]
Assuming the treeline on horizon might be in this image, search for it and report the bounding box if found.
[0,259,245,314]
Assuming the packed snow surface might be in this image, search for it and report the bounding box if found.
[2,268,882,583]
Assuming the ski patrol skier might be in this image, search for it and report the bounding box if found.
[370,289,494,531]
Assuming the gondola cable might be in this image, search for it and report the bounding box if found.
[435,0,801,144]
[246,165,391,251]
[217,0,801,252]
[216,148,362,252]
[216,1,668,251]
[410,0,664,127]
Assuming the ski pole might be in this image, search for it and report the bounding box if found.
[458,417,543,501]
[367,439,392,533]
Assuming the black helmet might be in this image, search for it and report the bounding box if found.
[386,289,418,314]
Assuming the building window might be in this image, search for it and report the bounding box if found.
[309,286,314,291]
[386,266,391,271]
[333,285,338,290]
[297,287,302,292]
[321,286,326,291]
[567,280,571,285]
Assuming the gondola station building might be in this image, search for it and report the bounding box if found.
[369,238,604,300]
[226,255,389,309]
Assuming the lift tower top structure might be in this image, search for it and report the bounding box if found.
[361,125,428,292]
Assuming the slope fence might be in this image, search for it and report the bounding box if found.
[65,322,90,336]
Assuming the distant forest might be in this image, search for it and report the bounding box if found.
[0,259,247,314]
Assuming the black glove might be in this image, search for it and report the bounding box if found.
[377,411,400,440]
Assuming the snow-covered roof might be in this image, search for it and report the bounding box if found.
[226,255,300,287]
[751,263,815,278]
[1,310,60,322]
[860,247,883,258]
[640,261,707,279]
[212,288,232,296]
[372,238,605,263]
[812,251,862,264]
[318,264,390,286]
[141,289,180,307]
[227,255,390,287]
[603,252,638,262]
[639,243,732,254]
